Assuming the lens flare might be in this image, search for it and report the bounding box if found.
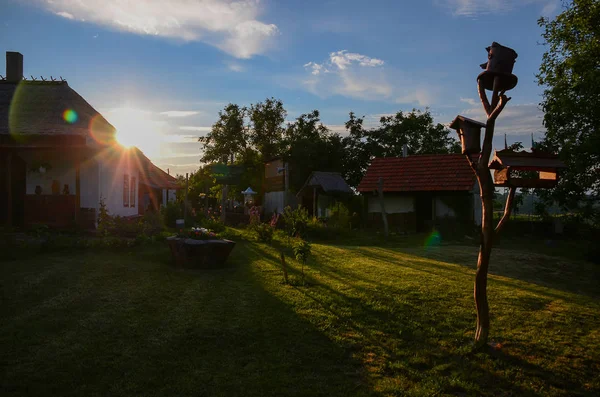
[63,109,78,124]
[424,229,441,248]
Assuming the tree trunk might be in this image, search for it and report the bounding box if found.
[474,170,494,347]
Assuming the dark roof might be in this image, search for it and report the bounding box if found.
[133,147,180,190]
[489,149,566,171]
[0,80,115,142]
[449,115,486,129]
[297,171,353,197]
[357,154,476,193]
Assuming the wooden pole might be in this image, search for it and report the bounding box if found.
[75,154,81,224]
[184,173,189,225]
[221,185,227,223]
[472,75,514,348]
[313,187,317,218]
[377,177,389,238]
[6,152,12,226]
[284,162,289,209]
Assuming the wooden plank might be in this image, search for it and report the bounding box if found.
[493,168,509,184]
[540,171,558,180]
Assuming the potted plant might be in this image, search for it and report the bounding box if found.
[166,227,235,269]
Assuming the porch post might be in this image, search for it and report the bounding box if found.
[6,152,12,226]
[75,154,81,223]
[313,187,317,218]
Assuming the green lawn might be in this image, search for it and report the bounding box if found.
[1,232,599,396]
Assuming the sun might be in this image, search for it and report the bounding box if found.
[109,107,163,158]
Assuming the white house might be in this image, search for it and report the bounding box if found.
[0,51,178,228]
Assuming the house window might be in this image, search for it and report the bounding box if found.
[123,174,129,207]
[130,176,136,208]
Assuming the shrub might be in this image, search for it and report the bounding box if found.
[328,203,351,229]
[282,205,310,238]
[203,216,226,233]
[254,222,274,244]
[292,237,312,284]
[161,201,183,228]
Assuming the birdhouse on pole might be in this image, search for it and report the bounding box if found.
[450,115,486,155]
[478,42,518,91]
[489,149,566,189]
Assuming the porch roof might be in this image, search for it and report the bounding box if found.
[134,148,180,190]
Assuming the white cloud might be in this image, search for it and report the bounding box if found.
[32,0,278,58]
[458,103,545,135]
[301,50,435,106]
[160,110,199,118]
[437,0,560,17]
[180,126,212,132]
[329,50,384,70]
[460,97,478,106]
[227,62,245,72]
[55,11,74,19]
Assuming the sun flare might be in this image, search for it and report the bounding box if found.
[109,107,164,158]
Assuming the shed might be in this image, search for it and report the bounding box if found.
[296,171,353,217]
[357,154,480,232]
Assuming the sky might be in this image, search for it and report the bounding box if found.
[0,0,562,176]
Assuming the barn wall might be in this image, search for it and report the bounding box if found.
[367,195,414,213]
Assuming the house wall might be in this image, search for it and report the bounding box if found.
[264,191,284,214]
[19,151,76,195]
[367,195,415,213]
[98,157,139,217]
[80,160,98,209]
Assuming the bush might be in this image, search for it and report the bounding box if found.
[282,205,310,238]
[254,222,274,244]
[328,203,351,229]
[162,201,183,228]
[202,216,226,233]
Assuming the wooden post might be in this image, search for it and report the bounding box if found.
[313,187,317,218]
[471,75,515,348]
[283,162,289,209]
[6,152,12,226]
[75,154,81,223]
[221,185,227,223]
[377,177,389,238]
[184,173,189,225]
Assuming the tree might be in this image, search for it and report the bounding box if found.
[248,98,286,161]
[341,109,461,188]
[199,103,248,164]
[537,0,600,219]
[283,110,345,192]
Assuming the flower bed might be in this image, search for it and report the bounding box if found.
[166,228,235,269]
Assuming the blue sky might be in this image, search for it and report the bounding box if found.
[1,0,561,175]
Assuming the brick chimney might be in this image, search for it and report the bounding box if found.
[6,52,23,83]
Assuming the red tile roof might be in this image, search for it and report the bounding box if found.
[357,154,476,193]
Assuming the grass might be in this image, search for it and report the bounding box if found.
[1,230,599,396]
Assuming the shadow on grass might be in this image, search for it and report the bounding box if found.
[0,243,378,397]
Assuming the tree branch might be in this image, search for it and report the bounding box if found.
[477,79,491,116]
[495,187,516,235]
[490,93,511,121]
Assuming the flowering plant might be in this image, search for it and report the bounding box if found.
[178,227,219,240]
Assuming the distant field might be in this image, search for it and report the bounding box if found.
[1,232,598,396]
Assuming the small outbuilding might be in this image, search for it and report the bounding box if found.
[296,171,353,217]
[357,154,481,233]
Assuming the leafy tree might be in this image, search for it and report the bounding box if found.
[341,109,461,188]
[248,98,286,161]
[199,103,248,164]
[283,110,345,192]
[537,0,600,217]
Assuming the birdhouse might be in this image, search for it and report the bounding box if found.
[489,149,566,188]
[450,115,485,155]
[241,187,257,205]
[478,42,518,91]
